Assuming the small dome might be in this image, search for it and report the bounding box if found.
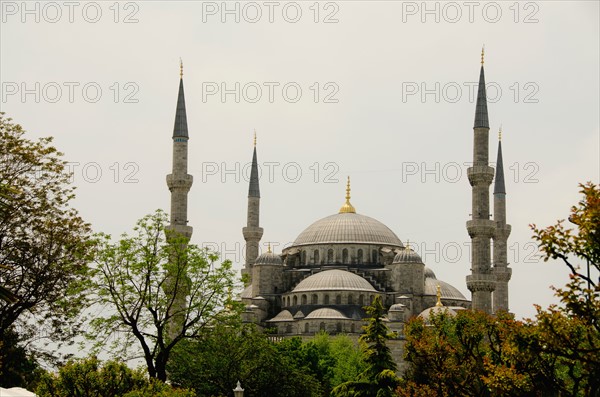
[305,308,349,320]
[268,310,294,322]
[291,213,403,247]
[293,310,305,319]
[419,305,457,322]
[255,251,283,266]
[393,248,423,264]
[424,266,437,279]
[292,270,377,293]
[388,303,406,311]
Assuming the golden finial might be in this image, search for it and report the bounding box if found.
[267,242,272,253]
[436,284,443,307]
[254,129,257,147]
[406,240,411,251]
[339,176,356,214]
[481,45,485,66]
[179,58,183,79]
[499,124,502,141]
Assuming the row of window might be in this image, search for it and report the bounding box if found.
[280,322,357,334]
[283,293,376,307]
[296,248,380,266]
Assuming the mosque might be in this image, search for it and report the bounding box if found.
[165,50,511,348]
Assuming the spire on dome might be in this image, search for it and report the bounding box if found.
[339,176,356,214]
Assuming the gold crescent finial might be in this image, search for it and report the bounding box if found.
[481,45,485,66]
[267,242,272,253]
[339,176,356,214]
[406,240,411,250]
[436,284,443,307]
[179,58,183,79]
[254,129,257,147]
[499,124,502,141]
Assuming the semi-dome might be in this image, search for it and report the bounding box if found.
[423,267,468,301]
[292,212,403,247]
[292,269,377,293]
[305,308,349,320]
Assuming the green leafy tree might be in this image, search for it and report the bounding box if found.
[531,181,600,395]
[0,113,91,379]
[35,356,194,397]
[168,319,323,397]
[331,296,400,397]
[87,210,236,382]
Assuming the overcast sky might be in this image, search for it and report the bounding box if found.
[1,1,599,324]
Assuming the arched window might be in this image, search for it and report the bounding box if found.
[370,295,375,304]
[286,324,293,334]
[304,323,309,333]
[327,249,334,263]
[324,294,330,304]
[372,249,377,264]
[312,294,318,304]
[336,294,342,304]
[314,250,319,264]
[342,248,348,263]
[293,296,298,306]
[350,323,355,333]
[359,295,364,305]
[320,322,326,331]
[287,297,290,306]
[348,295,354,305]
[357,249,363,263]
[302,294,307,305]
[301,250,306,265]
[336,323,342,332]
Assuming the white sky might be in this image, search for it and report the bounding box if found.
[1,1,598,326]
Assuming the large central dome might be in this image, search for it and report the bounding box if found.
[292,212,403,247]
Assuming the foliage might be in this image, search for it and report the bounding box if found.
[0,326,45,388]
[397,182,600,397]
[168,319,324,397]
[87,210,236,382]
[331,296,399,397]
[0,113,91,370]
[35,356,194,397]
[530,181,600,395]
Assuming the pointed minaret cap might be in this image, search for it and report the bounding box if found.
[339,176,356,214]
[494,126,506,195]
[173,59,189,139]
[248,131,260,198]
[474,46,490,129]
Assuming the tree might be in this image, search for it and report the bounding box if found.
[87,210,236,382]
[0,113,91,374]
[168,319,323,397]
[331,296,400,397]
[35,356,195,397]
[531,181,600,395]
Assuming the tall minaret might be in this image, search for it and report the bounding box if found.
[166,60,193,241]
[492,128,511,312]
[466,48,496,313]
[242,132,263,284]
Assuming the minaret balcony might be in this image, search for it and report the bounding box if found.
[166,174,193,190]
[493,224,511,239]
[467,166,495,185]
[243,226,264,241]
[466,273,496,292]
[466,219,495,238]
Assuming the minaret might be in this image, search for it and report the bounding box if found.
[166,60,193,240]
[466,48,496,313]
[492,128,511,312]
[164,60,193,338]
[242,131,263,284]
